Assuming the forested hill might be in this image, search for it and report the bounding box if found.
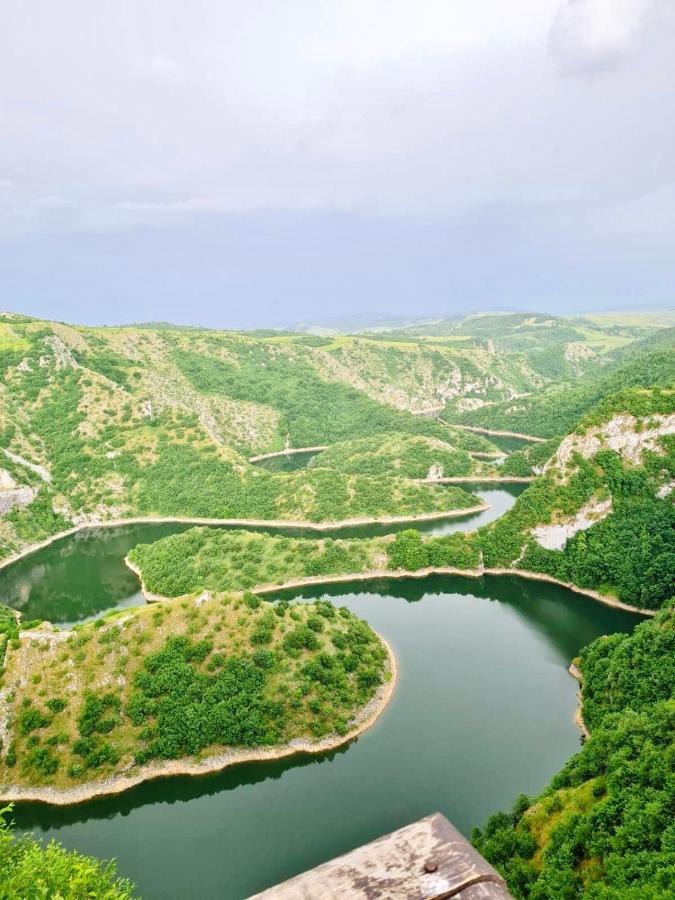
[453,326,675,439]
[477,387,675,611]
[0,311,672,567]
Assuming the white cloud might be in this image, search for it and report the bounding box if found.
[0,0,672,254]
[34,195,74,208]
[549,0,670,74]
[144,53,189,85]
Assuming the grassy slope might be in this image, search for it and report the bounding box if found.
[7,309,637,558]
[0,320,489,560]
[0,594,388,791]
[307,432,494,479]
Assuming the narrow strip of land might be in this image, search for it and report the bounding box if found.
[127,558,655,618]
[452,425,547,443]
[417,476,533,484]
[248,446,328,463]
[0,504,490,574]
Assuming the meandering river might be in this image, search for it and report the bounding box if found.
[0,485,525,626]
[3,484,639,899]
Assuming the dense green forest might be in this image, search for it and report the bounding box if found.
[500,440,558,477]
[472,604,674,898]
[172,345,464,448]
[128,528,387,596]
[307,432,487,479]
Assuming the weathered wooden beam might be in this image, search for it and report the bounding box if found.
[250,812,512,899]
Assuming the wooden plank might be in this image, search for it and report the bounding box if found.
[250,812,512,899]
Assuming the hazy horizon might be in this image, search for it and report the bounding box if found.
[3,301,674,334]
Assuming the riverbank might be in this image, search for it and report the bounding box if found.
[248,446,328,463]
[251,567,654,617]
[126,555,655,617]
[0,633,397,806]
[452,425,546,443]
[567,663,590,739]
[0,504,490,575]
[416,476,533,484]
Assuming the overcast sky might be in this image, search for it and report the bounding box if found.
[1,0,674,328]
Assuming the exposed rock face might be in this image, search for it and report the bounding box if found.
[303,341,541,415]
[532,496,612,551]
[0,468,36,515]
[564,342,596,363]
[548,413,675,474]
[45,335,79,369]
[427,464,444,481]
[657,481,674,499]
[532,412,675,551]
[2,449,51,483]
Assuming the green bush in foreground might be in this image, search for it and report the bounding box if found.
[0,804,135,899]
[472,605,675,898]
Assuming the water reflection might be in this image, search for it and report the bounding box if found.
[0,487,525,625]
[252,450,321,472]
[14,744,352,831]
[11,579,637,900]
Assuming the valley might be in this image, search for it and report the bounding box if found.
[0,309,673,899]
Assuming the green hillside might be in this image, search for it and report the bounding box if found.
[307,432,495,479]
[451,328,675,438]
[0,309,672,897]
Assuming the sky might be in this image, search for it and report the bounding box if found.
[1,0,674,328]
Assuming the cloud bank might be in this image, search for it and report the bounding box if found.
[0,0,673,325]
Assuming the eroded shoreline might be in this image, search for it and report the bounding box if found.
[248,446,328,463]
[452,424,547,443]
[567,663,590,739]
[416,476,533,484]
[126,557,654,617]
[0,634,397,806]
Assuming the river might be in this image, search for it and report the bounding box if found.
[0,485,526,626]
[2,484,639,899]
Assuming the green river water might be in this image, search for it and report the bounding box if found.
[1,485,640,899]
